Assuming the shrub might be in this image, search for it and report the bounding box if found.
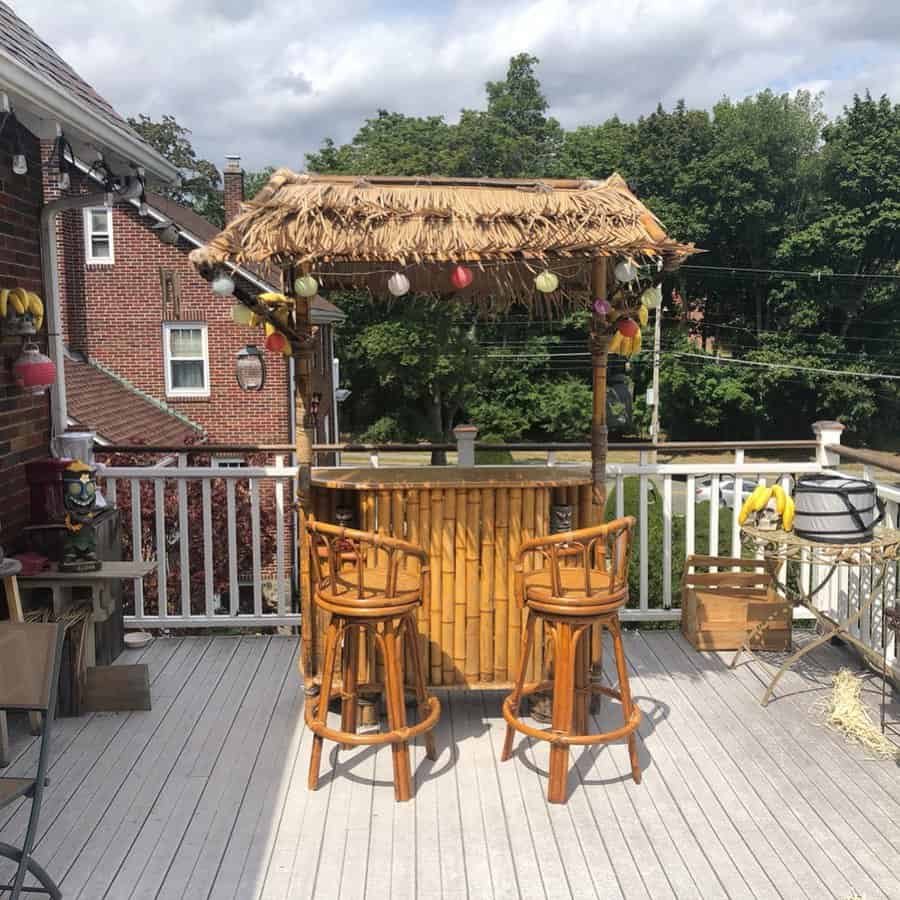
[606,477,733,608]
[360,416,405,444]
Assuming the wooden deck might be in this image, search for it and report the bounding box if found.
[2,631,899,900]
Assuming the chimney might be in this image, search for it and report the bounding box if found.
[223,154,244,224]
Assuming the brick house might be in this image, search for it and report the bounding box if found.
[0,1,179,548]
[50,154,345,448]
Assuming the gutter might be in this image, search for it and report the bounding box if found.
[40,191,110,438]
[0,55,179,183]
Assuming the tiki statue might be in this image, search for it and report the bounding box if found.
[60,460,101,572]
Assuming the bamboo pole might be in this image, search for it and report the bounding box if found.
[465,489,481,683]
[453,489,467,682]
[578,483,593,529]
[430,490,443,685]
[522,487,536,682]
[494,489,509,683]
[535,487,549,677]
[591,256,610,514]
[415,490,431,679]
[479,488,495,683]
[507,488,523,675]
[441,488,456,683]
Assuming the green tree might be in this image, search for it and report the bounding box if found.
[128,113,224,225]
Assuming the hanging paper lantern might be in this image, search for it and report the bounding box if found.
[450,265,473,290]
[641,285,662,309]
[534,271,559,293]
[294,274,318,297]
[265,331,287,353]
[388,272,410,297]
[13,343,56,394]
[230,303,258,326]
[592,298,612,316]
[614,259,638,283]
[211,273,235,296]
[617,318,639,338]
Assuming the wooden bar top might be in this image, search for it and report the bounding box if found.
[312,465,591,491]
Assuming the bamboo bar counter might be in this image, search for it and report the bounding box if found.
[308,466,592,689]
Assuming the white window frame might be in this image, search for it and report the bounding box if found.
[83,207,114,263]
[163,322,210,398]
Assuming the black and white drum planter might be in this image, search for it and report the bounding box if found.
[793,474,884,544]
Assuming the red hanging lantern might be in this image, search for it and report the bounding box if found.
[617,318,639,338]
[450,265,473,290]
[13,342,56,394]
[265,331,287,353]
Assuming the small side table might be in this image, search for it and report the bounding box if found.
[734,526,900,705]
[882,606,900,744]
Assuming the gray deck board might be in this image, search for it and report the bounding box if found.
[2,631,899,899]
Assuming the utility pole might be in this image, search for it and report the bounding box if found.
[649,294,663,462]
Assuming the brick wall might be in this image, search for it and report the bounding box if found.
[0,121,50,547]
[53,166,305,444]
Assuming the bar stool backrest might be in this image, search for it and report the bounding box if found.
[306,515,429,601]
[516,516,635,602]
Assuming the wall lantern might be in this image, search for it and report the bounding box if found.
[13,342,56,394]
[235,345,265,392]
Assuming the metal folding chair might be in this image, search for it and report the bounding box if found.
[0,622,64,899]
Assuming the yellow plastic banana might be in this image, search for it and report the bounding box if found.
[0,289,8,318]
[264,321,275,337]
[749,485,773,512]
[622,334,635,356]
[771,484,787,516]
[258,291,289,305]
[608,331,624,354]
[638,305,649,327]
[9,287,27,315]
[738,493,756,525]
[27,293,44,331]
[633,329,643,354]
[782,496,795,531]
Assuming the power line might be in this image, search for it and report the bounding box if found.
[681,264,900,282]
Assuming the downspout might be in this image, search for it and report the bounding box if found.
[40,191,111,438]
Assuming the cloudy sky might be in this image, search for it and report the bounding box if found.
[15,0,900,171]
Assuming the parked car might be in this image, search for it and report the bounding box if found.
[695,474,760,507]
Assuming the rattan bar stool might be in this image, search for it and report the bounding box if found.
[305,516,440,802]
[501,517,641,804]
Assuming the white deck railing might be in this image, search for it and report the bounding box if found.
[99,454,299,628]
[95,431,900,679]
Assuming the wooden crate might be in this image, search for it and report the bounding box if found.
[681,555,791,651]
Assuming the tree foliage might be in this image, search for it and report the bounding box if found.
[128,113,224,226]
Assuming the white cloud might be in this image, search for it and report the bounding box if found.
[11,0,900,171]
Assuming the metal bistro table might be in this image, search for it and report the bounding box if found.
[733,525,900,705]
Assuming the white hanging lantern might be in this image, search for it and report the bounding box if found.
[294,274,318,297]
[387,272,410,297]
[614,259,638,283]
[641,285,662,309]
[534,271,559,293]
[212,272,235,296]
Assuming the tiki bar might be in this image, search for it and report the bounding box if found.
[191,170,696,801]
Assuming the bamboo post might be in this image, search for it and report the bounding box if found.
[293,284,317,691]
[416,490,432,680]
[430,490,443,685]
[479,488,495,683]
[440,488,455,684]
[591,256,610,514]
[465,489,481,683]
[494,489,509,683]
[453,489,467,682]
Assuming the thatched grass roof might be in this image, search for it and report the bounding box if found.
[191,169,698,307]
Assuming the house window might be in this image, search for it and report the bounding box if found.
[212,457,246,468]
[84,207,114,263]
[164,323,209,397]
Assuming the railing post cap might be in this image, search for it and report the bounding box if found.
[452,424,478,436]
[812,420,845,435]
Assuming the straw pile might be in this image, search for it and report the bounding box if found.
[822,668,899,761]
[191,170,697,308]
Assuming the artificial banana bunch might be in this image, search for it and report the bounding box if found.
[258,291,290,305]
[27,292,44,331]
[738,485,773,525]
[620,328,643,357]
[738,483,797,531]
